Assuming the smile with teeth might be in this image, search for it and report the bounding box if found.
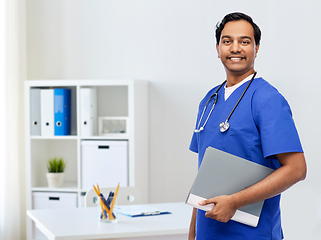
[228,57,245,62]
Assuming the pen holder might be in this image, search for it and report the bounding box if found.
[97,196,117,223]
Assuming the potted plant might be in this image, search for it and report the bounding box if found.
[46,157,67,188]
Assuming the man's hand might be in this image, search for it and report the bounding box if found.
[198,152,306,224]
[199,195,238,222]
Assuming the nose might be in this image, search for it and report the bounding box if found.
[230,40,241,53]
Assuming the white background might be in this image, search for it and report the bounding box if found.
[26,0,321,239]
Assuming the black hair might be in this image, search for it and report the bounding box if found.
[215,12,261,45]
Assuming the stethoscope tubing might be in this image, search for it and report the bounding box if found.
[225,72,257,122]
[195,83,225,133]
[194,72,257,133]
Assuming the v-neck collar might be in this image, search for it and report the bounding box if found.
[224,74,254,101]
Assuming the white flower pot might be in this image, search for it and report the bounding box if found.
[46,172,64,188]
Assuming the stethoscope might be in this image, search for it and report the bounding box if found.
[194,72,257,133]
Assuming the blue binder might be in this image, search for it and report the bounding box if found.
[54,89,71,135]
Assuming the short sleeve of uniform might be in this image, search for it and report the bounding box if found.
[189,98,208,154]
[189,131,198,153]
[252,89,303,158]
[189,107,201,153]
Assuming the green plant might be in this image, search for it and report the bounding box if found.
[47,157,67,173]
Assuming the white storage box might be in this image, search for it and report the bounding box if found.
[32,192,77,239]
[81,140,128,190]
[32,192,78,209]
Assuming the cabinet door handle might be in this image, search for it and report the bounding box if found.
[49,197,60,201]
[98,145,109,149]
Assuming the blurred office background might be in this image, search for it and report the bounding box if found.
[1,0,320,239]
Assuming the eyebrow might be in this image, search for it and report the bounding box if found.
[221,35,253,41]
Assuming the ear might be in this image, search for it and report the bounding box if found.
[216,44,220,58]
[255,44,260,58]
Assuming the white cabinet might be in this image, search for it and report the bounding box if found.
[81,140,128,190]
[32,192,78,239]
[24,80,149,240]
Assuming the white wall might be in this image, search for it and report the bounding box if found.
[26,0,321,239]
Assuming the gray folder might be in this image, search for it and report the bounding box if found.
[30,88,41,136]
[186,147,274,227]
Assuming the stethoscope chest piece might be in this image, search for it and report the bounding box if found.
[219,121,230,132]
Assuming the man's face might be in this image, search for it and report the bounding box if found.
[216,20,259,77]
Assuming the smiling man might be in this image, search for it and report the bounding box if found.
[188,12,307,240]
[217,19,259,87]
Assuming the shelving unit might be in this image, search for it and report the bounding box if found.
[24,80,149,240]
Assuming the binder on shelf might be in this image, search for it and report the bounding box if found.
[80,88,97,136]
[30,88,41,136]
[40,89,54,136]
[54,89,71,136]
[186,147,274,227]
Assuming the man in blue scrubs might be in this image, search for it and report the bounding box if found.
[188,12,307,240]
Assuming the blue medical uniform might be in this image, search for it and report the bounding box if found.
[189,77,303,240]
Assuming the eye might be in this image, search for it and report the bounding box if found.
[222,39,231,45]
[241,40,250,45]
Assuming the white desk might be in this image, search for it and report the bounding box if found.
[27,202,192,240]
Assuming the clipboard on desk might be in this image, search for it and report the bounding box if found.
[114,205,171,217]
[186,147,274,227]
